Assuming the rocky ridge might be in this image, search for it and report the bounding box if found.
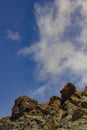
[0,83,87,130]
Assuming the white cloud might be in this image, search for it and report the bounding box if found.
[18,0,87,92]
[6,30,21,41]
[32,85,50,97]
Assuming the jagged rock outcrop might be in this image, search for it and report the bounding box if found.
[0,83,87,130]
[12,96,38,119]
[60,83,76,102]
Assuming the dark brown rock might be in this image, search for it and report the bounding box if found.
[72,108,85,121]
[60,83,76,102]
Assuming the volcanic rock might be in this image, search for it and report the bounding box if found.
[0,83,87,130]
[60,83,76,102]
[12,96,38,119]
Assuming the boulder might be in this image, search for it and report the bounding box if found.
[12,96,38,119]
[60,83,76,102]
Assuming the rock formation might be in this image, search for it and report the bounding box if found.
[0,83,87,130]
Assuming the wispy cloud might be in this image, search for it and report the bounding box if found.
[6,30,21,41]
[18,0,87,96]
[32,85,50,97]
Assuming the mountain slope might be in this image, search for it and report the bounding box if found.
[0,83,87,130]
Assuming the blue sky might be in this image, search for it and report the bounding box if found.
[1,0,87,118]
[0,0,39,118]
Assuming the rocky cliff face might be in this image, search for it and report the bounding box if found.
[0,83,87,130]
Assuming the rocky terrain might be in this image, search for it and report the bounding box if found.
[0,83,87,130]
